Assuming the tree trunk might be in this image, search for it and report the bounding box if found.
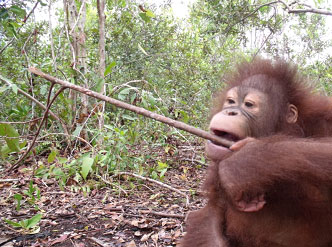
[97,0,106,143]
[64,0,89,142]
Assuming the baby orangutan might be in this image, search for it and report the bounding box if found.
[180,58,332,247]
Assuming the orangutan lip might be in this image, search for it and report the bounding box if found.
[211,130,240,144]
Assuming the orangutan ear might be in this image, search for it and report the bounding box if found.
[286,104,298,124]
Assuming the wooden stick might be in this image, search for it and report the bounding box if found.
[116,171,190,206]
[29,67,234,148]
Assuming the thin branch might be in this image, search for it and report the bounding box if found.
[0,74,69,136]
[45,82,55,128]
[38,132,93,148]
[0,179,19,182]
[111,80,148,93]
[88,237,111,247]
[116,171,189,206]
[288,8,332,15]
[49,0,57,71]
[28,67,234,148]
[0,118,42,125]
[278,0,332,16]
[21,30,34,52]
[97,174,128,196]
[0,75,62,123]
[71,102,98,150]
[8,87,67,171]
[139,210,185,219]
[208,0,332,44]
[0,1,39,55]
[69,0,86,35]
[253,30,274,58]
[208,1,279,42]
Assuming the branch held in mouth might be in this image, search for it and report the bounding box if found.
[28,67,234,148]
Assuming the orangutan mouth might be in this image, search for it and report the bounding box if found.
[212,130,241,144]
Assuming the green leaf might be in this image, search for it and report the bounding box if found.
[0,144,11,158]
[38,0,48,7]
[119,0,126,7]
[157,161,168,169]
[14,194,22,201]
[94,77,105,93]
[130,93,137,104]
[14,194,22,211]
[119,87,131,95]
[81,157,94,180]
[118,87,132,100]
[145,10,155,18]
[72,125,83,137]
[151,170,158,180]
[139,12,150,22]
[25,214,42,229]
[0,124,20,152]
[52,167,64,177]
[0,8,9,20]
[0,123,19,137]
[6,22,17,37]
[122,114,137,121]
[104,61,116,77]
[4,219,21,228]
[159,168,167,178]
[48,149,57,163]
[11,84,18,94]
[9,5,26,18]
[0,86,9,93]
[6,138,20,152]
[36,188,41,199]
[40,84,48,95]
[180,110,189,123]
[29,180,34,193]
[0,74,14,85]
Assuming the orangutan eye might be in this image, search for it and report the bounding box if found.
[245,101,254,108]
[227,98,235,104]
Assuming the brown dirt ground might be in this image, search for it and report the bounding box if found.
[0,141,208,247]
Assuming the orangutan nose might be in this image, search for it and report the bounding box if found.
[223,108,240,116]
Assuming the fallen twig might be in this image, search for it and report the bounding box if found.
[116,171,190,206]
[0,179,19,183]
[88,237,112,247]
[139,209,185,219]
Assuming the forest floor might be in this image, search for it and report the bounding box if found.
[0,139,207,247]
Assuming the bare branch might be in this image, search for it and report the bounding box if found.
[69,0,86,35]
[0,74,67,133]
[139,209,185,219]
[0,179,19,182]
[8,87,67,171]
[116,171,189,206]
[0,118,42,125]
[49,0,57,71]
[278,0,332,16]
[111,80,148,93]
[29,67,234,148]
[38,132,93,148]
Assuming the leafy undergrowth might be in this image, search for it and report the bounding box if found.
[0,142,207,247]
